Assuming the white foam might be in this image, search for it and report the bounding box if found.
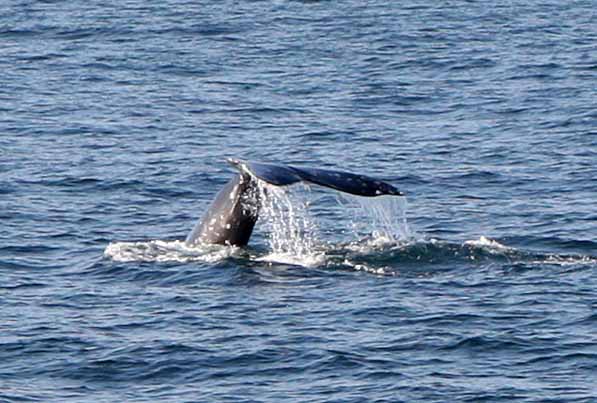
[530,254,597,267]
[464,236,511,251]
[103,240,238,263]
[257,251,326,268]
[342,259,397,276]
[462,237,597,266]
[344,235,407,254]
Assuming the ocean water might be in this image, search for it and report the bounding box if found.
[1,0,597,401]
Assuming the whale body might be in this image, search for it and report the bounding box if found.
[185,159,403,247]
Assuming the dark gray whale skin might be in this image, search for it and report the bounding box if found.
[185,159,403,247]
[185,172,260,246]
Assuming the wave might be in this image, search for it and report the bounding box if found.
[463,235,511,250]
[104,235,597,278]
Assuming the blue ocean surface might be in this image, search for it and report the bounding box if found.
[1,0,596,401]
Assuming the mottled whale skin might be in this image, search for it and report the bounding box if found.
[185,159,403,247]
[185,172,260,246]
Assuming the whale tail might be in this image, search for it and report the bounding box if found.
[186,159,404,247]
[227,158,404,197]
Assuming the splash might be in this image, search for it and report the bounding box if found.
[337,192,416,245]
[253,180,324,266]
[462,236,597,267]
[104,240,240,263]
[104,177,417,271]
[464,236,512,252]
[247,179,417,271]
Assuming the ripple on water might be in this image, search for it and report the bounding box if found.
[2,0,597,401]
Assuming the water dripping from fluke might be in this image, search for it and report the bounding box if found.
[103,178,416,272]
[248,179,416,269]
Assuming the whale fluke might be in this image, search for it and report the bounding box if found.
[228,158,404,197]
[186,159,404,247]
